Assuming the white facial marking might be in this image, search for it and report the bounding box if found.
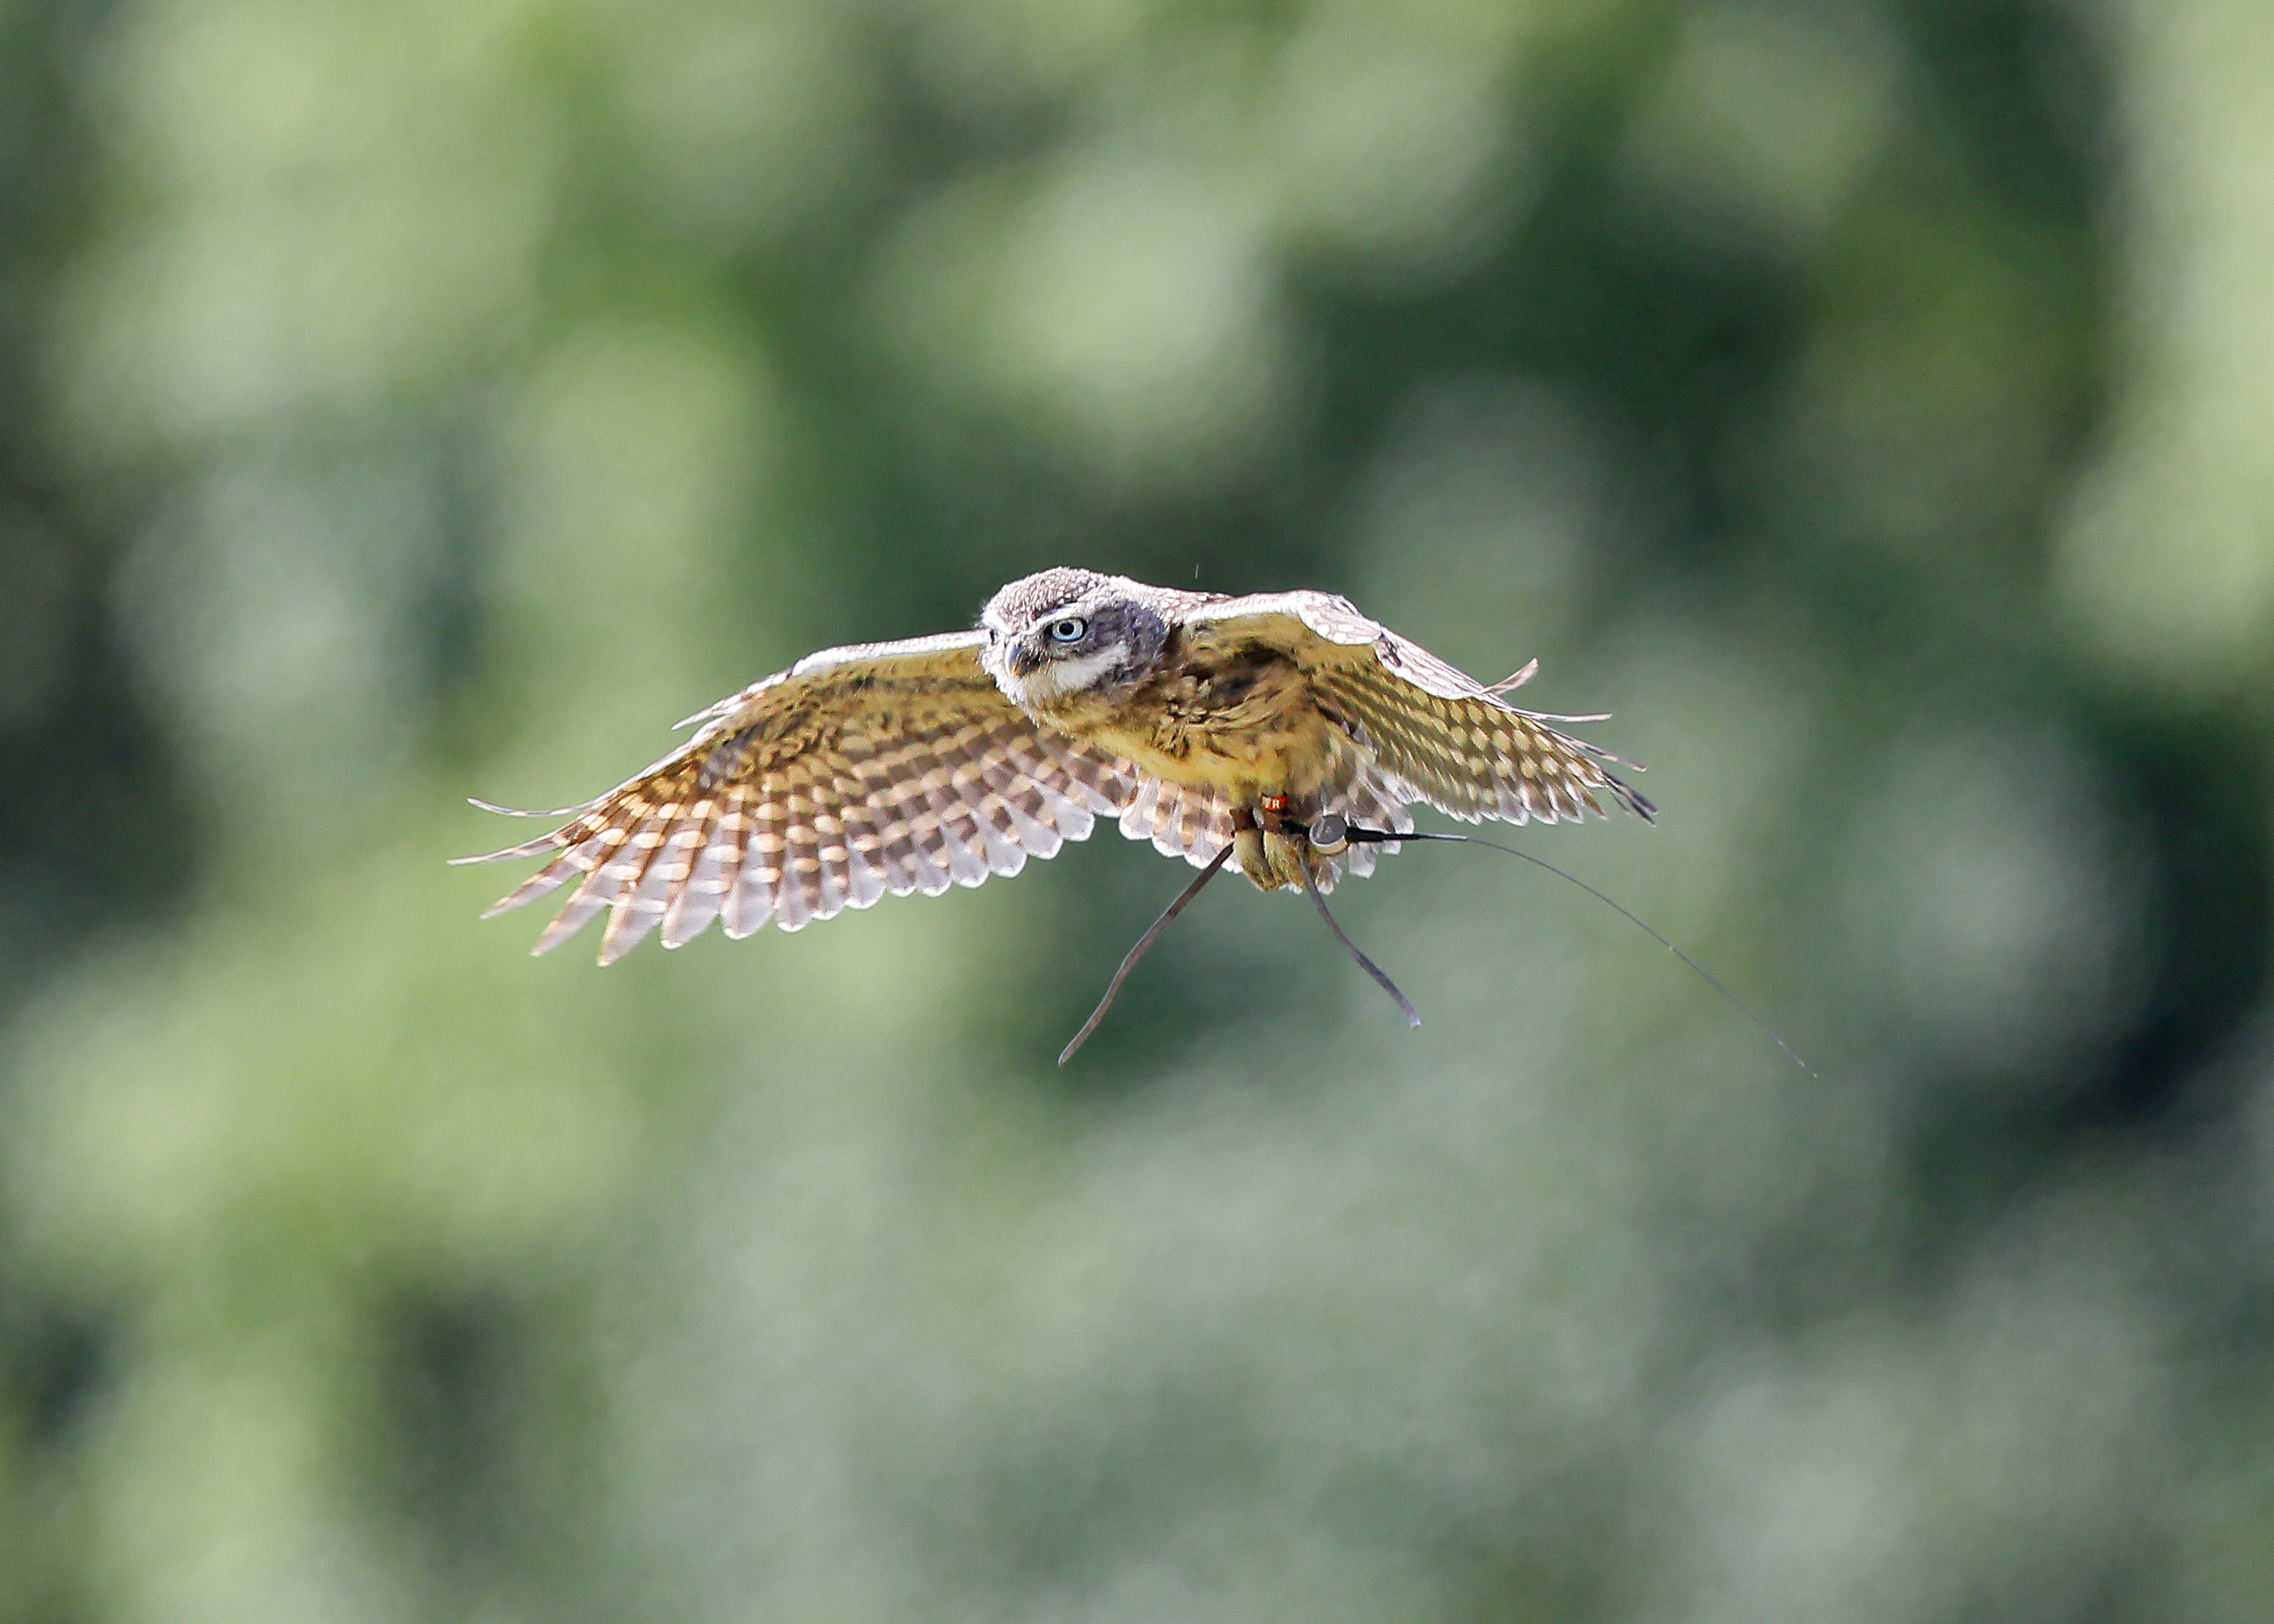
[1019,646,1123,700]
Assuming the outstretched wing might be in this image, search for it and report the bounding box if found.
[1178,592,1655,828]
[455,631,1142,962]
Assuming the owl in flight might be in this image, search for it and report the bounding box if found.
[458,568,1653,968]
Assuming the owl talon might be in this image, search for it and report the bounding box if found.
[1232,797,1332,891]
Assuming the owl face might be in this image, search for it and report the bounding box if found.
[980,569,1170,708]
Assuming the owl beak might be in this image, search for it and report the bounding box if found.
[1005,642,1044,677]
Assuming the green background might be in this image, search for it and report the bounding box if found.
[3,0,2272,1618]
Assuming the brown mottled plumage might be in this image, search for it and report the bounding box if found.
[456,569,1652,962]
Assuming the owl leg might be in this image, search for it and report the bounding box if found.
[1241,797,1332,892]
[1229,807,1275,889]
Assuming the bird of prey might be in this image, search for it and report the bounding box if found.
[458,567,1653,987]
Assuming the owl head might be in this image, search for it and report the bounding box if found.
[979,568,1171,707]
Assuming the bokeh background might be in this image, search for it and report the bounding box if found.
[2,0,2272,1618]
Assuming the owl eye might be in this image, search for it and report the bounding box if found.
[1046,616,1088,644]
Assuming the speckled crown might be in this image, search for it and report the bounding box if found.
[981,567,1116,630]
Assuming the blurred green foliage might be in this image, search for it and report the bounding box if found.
[2,0,2272,1619]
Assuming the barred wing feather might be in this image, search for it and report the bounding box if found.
[455,631,1143,962]
[1180,593,1654,828]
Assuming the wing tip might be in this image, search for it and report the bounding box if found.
[1479,659,1539,697]
[468,794,592,818]
[457,797,590,864]
[1610,774,1656,825]
[452,838,562,867]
